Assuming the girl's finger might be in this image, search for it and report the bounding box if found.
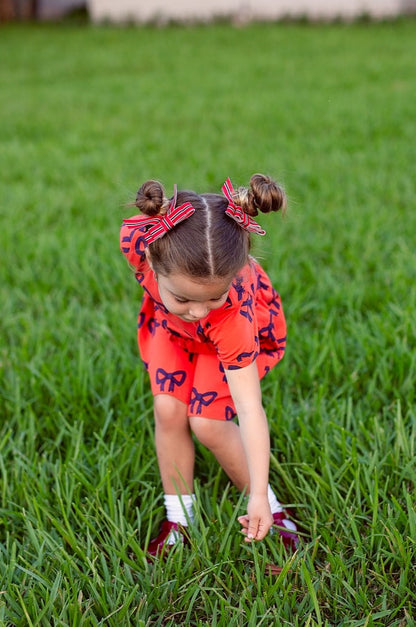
[247,519,259,540]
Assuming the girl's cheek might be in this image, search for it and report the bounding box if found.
[168,299,186,315]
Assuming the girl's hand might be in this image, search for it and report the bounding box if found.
[238,495,273,542]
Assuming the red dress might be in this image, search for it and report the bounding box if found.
[120,218,286,420]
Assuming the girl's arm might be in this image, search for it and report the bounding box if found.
[225,361,273,541]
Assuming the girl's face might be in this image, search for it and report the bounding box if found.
[155,272,232,322]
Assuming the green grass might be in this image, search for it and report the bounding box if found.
[1,17,415,625]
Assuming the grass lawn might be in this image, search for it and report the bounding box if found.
[0,16,415,626]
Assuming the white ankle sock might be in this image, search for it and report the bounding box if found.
[164,493,195,526]
[267,484,283,514]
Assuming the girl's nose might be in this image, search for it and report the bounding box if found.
[188,304,208,319]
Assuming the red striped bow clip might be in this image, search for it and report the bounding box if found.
[123,185,195,244]
[222,178,266,236]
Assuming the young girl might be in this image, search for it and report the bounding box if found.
[120,174,299,557]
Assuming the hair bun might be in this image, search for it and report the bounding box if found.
[249,173,286,215]
[135,180,166,216]
[232,174,286,216]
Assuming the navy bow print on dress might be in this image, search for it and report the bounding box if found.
[225,406,236,421]
[147,317,160,336]
[190,388,217,415]
[123,185,195,245]
[259,312,279,343]
[155,368,186,392]
[222,178,266,236]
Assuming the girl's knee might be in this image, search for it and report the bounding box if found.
[153,394,188,430]
[189,415,223,450]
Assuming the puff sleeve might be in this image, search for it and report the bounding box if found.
[120,216,148,271]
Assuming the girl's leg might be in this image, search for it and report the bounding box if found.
[189,416,249,491]
[147,394,195,556]
[138,318,198,553]
[154,394,194,494]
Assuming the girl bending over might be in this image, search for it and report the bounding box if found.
[120,174,299,557]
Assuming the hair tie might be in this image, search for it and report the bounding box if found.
[123,184,195,244]
[222,178,266,236]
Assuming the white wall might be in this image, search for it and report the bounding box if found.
[87,0,415,23]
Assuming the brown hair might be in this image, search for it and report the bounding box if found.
[133,174,286,279]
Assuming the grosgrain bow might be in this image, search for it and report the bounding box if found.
[123,184,195,244]
[222,178,266,236]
